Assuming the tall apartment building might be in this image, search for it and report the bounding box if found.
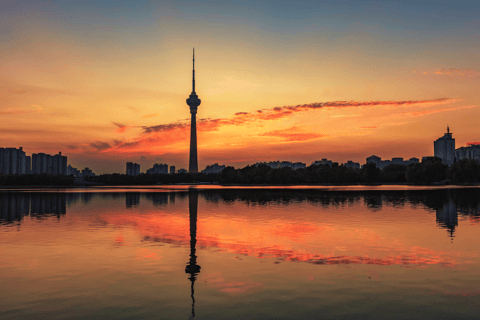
[0,147,28,175]
[126,162,140,176]
[31,152,68,175]
[434,126,455,166]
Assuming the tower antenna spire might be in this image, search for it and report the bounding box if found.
[192,48,195,93]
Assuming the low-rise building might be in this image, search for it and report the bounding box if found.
[455,143,480,162]
[202,163,226,174]
[366,156,420,169]
[312,158,335,167]
[345,161,360,169]
[146,163,168,174]
[255,161,306,171]
[81,167,95,178]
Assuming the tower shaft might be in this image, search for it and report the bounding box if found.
[189,113,198,173]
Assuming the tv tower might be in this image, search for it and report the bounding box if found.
[186,48,201,173]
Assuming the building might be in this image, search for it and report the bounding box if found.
[187,49,201,173]
[126,162,140,176]
[67,165,80,177]
[32,153,50,174]
[345,161,360,169]
[312,159,335,167]
[81,167,95,178]
[146,163,168,174]
[366,156,420,169]
[255,161,306,171]
[0,147,31,175]
[201,163,226,174]
[178,169,188,174]
[434,126,455,166]
[25,156,31,174]
[170,166,175,174]
[455,143,480,162]
[52,152,67,175]
[31,152,68,175]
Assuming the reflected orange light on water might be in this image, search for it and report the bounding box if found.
[100,201,458,269]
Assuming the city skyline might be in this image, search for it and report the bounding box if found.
[1,1,479,174]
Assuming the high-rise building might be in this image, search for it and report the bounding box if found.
[186,48,201,173]
[0,147,29,175]
[126,162,140,176]
[32,153,53,174]
[434,126,455,166]
[170,166,175,175]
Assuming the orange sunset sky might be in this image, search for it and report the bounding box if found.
[1,1,479,173]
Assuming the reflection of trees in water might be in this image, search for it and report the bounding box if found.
[198,189,480,239]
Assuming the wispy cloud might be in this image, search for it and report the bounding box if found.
[0,108,36,115]
[260,126,324,142]
[143,98,453,134]
[414,69,480,79]
[112,122,130,134]
[90,141,111,151]
[401,105,476,117]
[141,113,158,119]
[106,98,455,153]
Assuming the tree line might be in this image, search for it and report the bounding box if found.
[0,157,479,186]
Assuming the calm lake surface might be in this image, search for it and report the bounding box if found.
[1,186,480,319]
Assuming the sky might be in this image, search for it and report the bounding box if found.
[1,0,479,173]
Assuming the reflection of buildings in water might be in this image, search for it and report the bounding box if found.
[186,190,200,319]
[126,193,140,208]
[0,193,30,222]
[436,200,458,238]
[81,193,94,205]
[169,192,175,205]
[31,194,67,217]
[145,193,169,206]
[0,193,67,223]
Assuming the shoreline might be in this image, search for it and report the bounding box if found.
[1,183,479,191]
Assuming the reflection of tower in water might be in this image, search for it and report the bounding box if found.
[185,190,200,319]
[436,199,458,239]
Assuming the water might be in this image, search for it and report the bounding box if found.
[1,187,480,319]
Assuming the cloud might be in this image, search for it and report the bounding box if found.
[416,69,480,79]
[401,105,476,117]
[141,113,158,119]
[0,108,36,115]
[360,126,377,129]
[106,98,455,153]
[112,122,130,134]
[89,141,111,151]
[143,98,453,134]
[260,126,324,142]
